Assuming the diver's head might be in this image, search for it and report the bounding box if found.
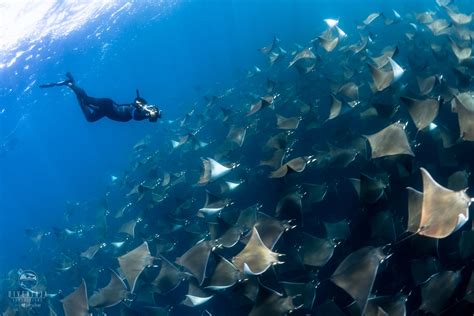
[135,90,161,122]
[146,105,162,122]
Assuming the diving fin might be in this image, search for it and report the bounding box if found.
[39,72,75,88]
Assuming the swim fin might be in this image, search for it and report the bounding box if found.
[39,72,75,88]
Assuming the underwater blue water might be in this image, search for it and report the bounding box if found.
[0,0,437,277]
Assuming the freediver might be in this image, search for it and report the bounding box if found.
[40,73,162,122]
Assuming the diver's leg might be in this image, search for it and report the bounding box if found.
[77,99,104,122]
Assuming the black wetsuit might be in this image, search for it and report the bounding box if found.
[68,84,148,122]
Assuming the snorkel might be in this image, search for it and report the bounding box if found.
[134,89,147,105]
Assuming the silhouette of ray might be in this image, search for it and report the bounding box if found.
[232,227,283,275]
[133,138,149,152]
[255,212,295,249]
[214,225,243,248]
[368,63,393,92]
[451,92,474,140]
[227,125,246,147]
[465,271,474,303]
[416,12,435,24]
[327,143,358,167]
[449,37,472,62]
[420,271,461,314]
[152,256,184,294]
[198,157,236,185]
[80,244,102,260]
[276,114,300,130]
[198,190,231,217]
[176,240,213,285]
[416,75,437,95]
[324,220,350,241]
[370,47,398,68]
[89,269,128,308]
[302,182,328,204]
[459,230,474,259]
[444,6,472,24]
[370,210,396,242]
[427,19,451,35]
[448,170,470,191]
[182,280,214,307]
[260,149,284,169]
[330,246,385,314]
[249,286,296,316]
[366,295,407,316]
[315,300,346,315]
[275,191,302,221]
[53,253,76,272]
[161,172,171,187]
[247,96,275,116]
[406,187,423,233]
[362,12,382,26]
[236,204,258,231]
[390,57,404,81]
[281,281,316,310]
[264,132,288,150]
[260,36,280,55]
[453,66,472,87]
[298,232,335,267]
[410,257,440,285]
[269,50,286,66]
[314,28,339,49]
[400,96,440,130]
[219,106,233,122]
[62,279,89,316]
[436,0,452,5]
[118,242,154,293]
[266,78,277,94]
[360,173,388,204]
[121,306,169,316]
[416,167,471,238]
[269,156,315,178]
[218,180,243,194]
[365,123,414,158]
[328,94,343,120]
[119,219,138,238]
[349,34,368,54]
[206,255,241,290]
[349,177,361,197]
[288,48,316,73]
[338,82,359,101]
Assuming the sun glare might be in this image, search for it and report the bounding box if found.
[0,0,158,68]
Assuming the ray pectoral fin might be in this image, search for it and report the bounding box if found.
[330,247,385,315]
[365,123,414,158]
[117,242,154,293]
[418,167,471,238]
[232,227,283,275]
[89,269,128,309]
[62,279,89,316]
[176,240,213,285]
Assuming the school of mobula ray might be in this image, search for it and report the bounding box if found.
[4,0,474,315]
